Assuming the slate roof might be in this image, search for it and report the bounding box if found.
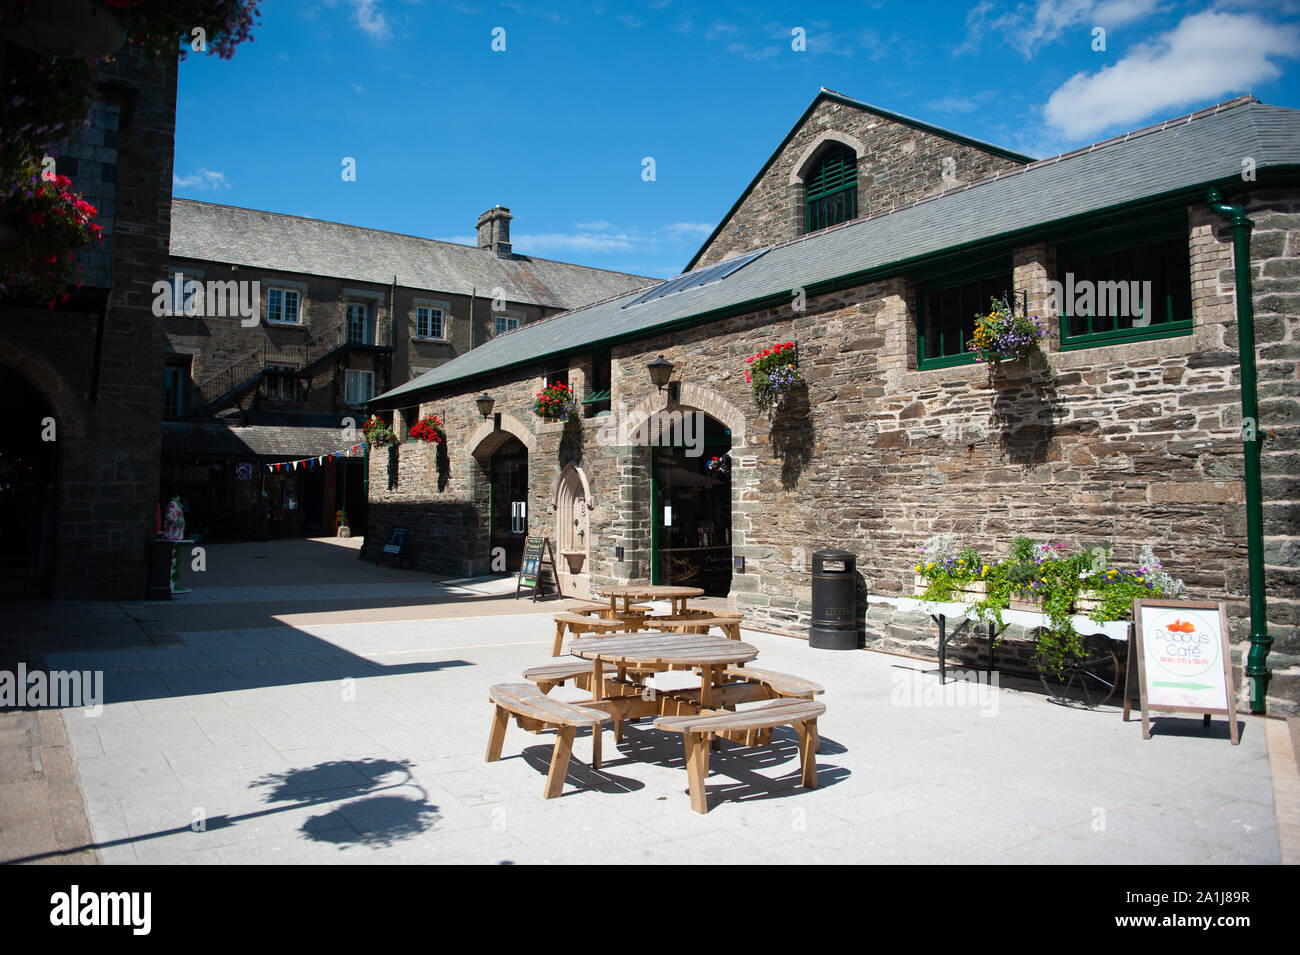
[170,200,656,311]
[371,97,1300,409]
[163,422,365,459]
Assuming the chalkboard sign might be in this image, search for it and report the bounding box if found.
[1126,599,1238,745]
[383,526,408,556]
[516,536,558,601]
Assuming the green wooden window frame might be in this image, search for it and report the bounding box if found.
[916,267,1013,370]
[1056,226,1192,350]
[805,143,858,234]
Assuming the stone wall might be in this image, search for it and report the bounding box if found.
[0,47,176,598]
[367,192,1300,713]
[695,96,1026,268]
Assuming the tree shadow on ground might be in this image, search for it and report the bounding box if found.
[251,757,440,848]
[2,756,440,863]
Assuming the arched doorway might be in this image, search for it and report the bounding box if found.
[485,435,529,572]
[554,463,591,598]
[0,367,58,595]
[650,412,732,596]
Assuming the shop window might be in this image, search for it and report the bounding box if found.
[916,267,1013,369]
[584,347,611,417]
[1056,226,1192,349]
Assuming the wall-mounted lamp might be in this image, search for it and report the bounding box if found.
[733,555,745,573]
[647,355,674,391]
[615,546,625,561]
[476,393,495,419]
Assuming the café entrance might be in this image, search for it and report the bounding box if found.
[650,413,732,597]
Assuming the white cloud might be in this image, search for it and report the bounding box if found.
[173,168,230,191]
[661,222,714,238]
[349,0,392,42]
[1044,10,1300,139]
[617,14,644,28]
[958,0,1160,58]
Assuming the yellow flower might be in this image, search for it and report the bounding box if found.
[981,565,988,576]
[926,562,934,570]
[914,564,922,572]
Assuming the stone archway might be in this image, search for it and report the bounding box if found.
[626,382,752,607]
[789,131,867,185]
[0,334,86,442]
[468,422,533,576]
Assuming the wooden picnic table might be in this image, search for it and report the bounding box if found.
[596,585,705,618]
[569,632,756,710]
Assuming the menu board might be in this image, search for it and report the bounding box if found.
[515,536,557,601]
[1130,599,1238,745]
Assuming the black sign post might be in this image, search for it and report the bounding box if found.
[516,536,558,601]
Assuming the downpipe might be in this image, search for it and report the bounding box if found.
[1207,187,1271,714]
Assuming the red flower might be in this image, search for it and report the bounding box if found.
[28,212,45,226]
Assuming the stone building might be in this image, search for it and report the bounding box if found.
[365,92,1300,712]
[0,46,176,599]
[160,202,651,540]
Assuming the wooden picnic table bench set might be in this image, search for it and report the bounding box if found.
[486,585,827,813]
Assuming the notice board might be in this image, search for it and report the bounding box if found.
[1126,599,1238,745]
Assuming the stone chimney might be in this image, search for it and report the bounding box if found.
[476,206,512,258]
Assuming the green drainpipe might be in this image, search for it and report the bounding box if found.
[1207,187,1271,714]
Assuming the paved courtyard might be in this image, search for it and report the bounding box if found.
[15,550,1287,864]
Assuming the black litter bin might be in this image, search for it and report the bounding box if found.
[810,548,859,649]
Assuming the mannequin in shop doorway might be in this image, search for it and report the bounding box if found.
[162,495,191,595]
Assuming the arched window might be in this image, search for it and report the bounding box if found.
[804,143,858,233]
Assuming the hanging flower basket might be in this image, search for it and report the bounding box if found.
[533,381,577,422]
[408,413,445,444]
[745,341,802,413]
[362,415,397,448]
[0,162,103,306]
[968,297,1047,366]
[706,454,731,477]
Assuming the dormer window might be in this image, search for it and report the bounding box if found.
[804,142,858,234]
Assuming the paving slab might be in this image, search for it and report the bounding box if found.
[5,575,1292,867]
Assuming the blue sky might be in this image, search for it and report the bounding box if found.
[173,0,1300,279]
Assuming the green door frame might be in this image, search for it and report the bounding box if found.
[650,446,662,585]
[649,429,733,588]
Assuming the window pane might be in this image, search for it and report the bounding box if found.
[284,291,299,322]
[921,290,939,360]
[1059,229,1190,345]
[268,289,281,322]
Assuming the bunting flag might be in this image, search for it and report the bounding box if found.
[265,441,367,473]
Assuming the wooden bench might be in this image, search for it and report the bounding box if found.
[486,683,612,798]
[648,615,744,640]
[655,699,826,813]
[722,666,824,699]
[718,666,824,746]
[524,660,600,694]
[551,612,636,656]
[566,600,652,619]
